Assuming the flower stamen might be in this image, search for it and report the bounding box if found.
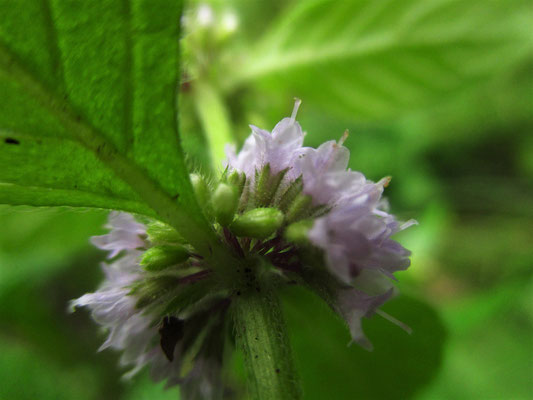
[290,97,302,123]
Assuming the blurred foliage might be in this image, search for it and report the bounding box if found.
[1,0,532,399]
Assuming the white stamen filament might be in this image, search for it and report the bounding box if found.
[376,310,413,334]
[338,129,349,146]
[400,219,418,230]
[290,98,302,123]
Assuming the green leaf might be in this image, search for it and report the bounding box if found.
[0,206,106,289]
[228,0,532,119]
[418,279,533,400]
[0,0,218,252]
[282,287,446,400]
[0,339,101,400]
[122,373,181,400]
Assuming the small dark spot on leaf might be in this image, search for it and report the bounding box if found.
[255,355,259,359]
[255,337,259,341]
[275,368,280,374]
[172,194,179,200]
[4,138,19,145]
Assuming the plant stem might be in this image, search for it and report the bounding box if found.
[193,81,234,171]
[232,287,301,400]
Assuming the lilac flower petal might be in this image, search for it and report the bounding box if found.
[91,213,146,258]
[336,288,394,351]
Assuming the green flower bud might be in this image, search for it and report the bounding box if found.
[146,221,184,245]
[230,207,284,239]
[212,183,239,226]
[190,173,212,218]
[227,170,246,198]
[141,245,190,271]
[284,219,313,245]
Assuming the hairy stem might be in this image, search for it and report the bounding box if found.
[232,286,301,400]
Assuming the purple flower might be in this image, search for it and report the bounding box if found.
[225,100,305,179]
[71,213,226,396]
[90,212,146,258]
[73,101,416,398]
[226,100,416,349]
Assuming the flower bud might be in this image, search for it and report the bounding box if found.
[284,219,313,245]
[141,245,190,271]
[227,170,246,195]
[230,207,284,239]
[146,221,184,245]
[190,173,212,218]
[212,183,239,226]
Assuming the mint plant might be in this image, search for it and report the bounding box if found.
[0,1,530,399]
[71,102,415,398]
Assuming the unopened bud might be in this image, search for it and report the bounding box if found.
[227,170,246,195]
[147,221,184,245]
[284,219,313,245]
[212,183,239,226]
[141,245,190,271]
[230,207,284,239]
[190,173,212,218]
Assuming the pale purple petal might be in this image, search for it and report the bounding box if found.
[91,212,146,258]
[336,288,394,351]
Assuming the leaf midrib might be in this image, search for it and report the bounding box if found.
[0,39,219,254]
[227,33,521,89]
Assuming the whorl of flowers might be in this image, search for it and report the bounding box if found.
[71,100,415,397]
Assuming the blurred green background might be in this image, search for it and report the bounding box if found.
[0,1,531,399]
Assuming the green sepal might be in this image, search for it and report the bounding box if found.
[146,221,185,245]
[285,194,312,223]
[212,182,239,226]
[131,273,183,310]
[140,245,190,272]
[254,164,288,207]
[278,176,303,212]
[284,219,313,245]
[230,207,284,239]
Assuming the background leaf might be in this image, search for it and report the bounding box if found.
[281,287,446,400]
[226,0,532,120]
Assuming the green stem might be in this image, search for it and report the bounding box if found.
[193,81,234,171]
[232,287,301,400]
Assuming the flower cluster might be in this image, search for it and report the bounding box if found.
[71,100,415,397]
[226,100,415,348]
[71,213,227,398]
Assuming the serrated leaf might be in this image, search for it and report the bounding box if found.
[228,0,532,119]
[0,0,218,252]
